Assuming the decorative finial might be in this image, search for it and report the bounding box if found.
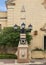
[21,5,26,12]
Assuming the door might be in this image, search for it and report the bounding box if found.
[44,36,46,50]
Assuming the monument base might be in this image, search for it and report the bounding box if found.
[17,44,29,63]
[18,59,29,63]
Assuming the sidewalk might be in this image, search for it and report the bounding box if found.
[0,59,46,65]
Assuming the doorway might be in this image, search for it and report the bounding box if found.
[44,36,46,50]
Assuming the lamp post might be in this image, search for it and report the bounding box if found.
[20,23,26,33]
[21,23,25,29]
[14,23,32,33]
[28,24,32,32]
[14,23,32,63]
[14,24,18,30]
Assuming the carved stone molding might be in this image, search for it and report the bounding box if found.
[34,30,38,35]
[40,23,46,32]
[0,17,7,19]
[42,0,46,9]
[8,3,15,6]
[6,0,15,6]
[20,18,26,20]
[21,6,26,12]
[7,0,15,4]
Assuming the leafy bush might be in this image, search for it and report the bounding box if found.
[44,49,46,51]
[26,33,32,45]
[0,54,17,59]
[0,27,32,47]
[0,27,32,53]
[32,48,44,51]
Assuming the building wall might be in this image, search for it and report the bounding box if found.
[0,0,46,58]
[7,0,15,27]
[7,6,15,26]
[7,0,46,50]
[0,12,7,29]
[0,0,46,57]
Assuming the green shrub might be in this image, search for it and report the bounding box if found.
[44,49,46,52]
[32,48,44,51]
[0,54,17,59]
[0,27,32,47]
[0,27,32,53]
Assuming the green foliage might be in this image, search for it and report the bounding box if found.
[0,27,32,53]
[2,27,14,35]
[0,27,32,48]
[7,32,20,47]
[26,33,32,45]
[0,27,20,47]
[32,48,44,51]
[44,49,46,51]
[0,54,17,59]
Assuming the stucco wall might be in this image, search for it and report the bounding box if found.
[31,51,44,58]
[0,12,7,28]
[0,12,7,17]
[0,0,45,58]
[0,20,7,29]
[7,0,46,50]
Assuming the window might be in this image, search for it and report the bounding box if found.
[44,36,46,50]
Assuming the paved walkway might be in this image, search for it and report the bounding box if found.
[0,59,46,65]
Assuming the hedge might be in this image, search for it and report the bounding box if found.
[0,54,17,59]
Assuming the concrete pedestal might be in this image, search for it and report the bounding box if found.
[18,44,29,63]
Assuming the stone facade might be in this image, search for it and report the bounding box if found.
[0,0,46,58]
[0,12,7,29]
